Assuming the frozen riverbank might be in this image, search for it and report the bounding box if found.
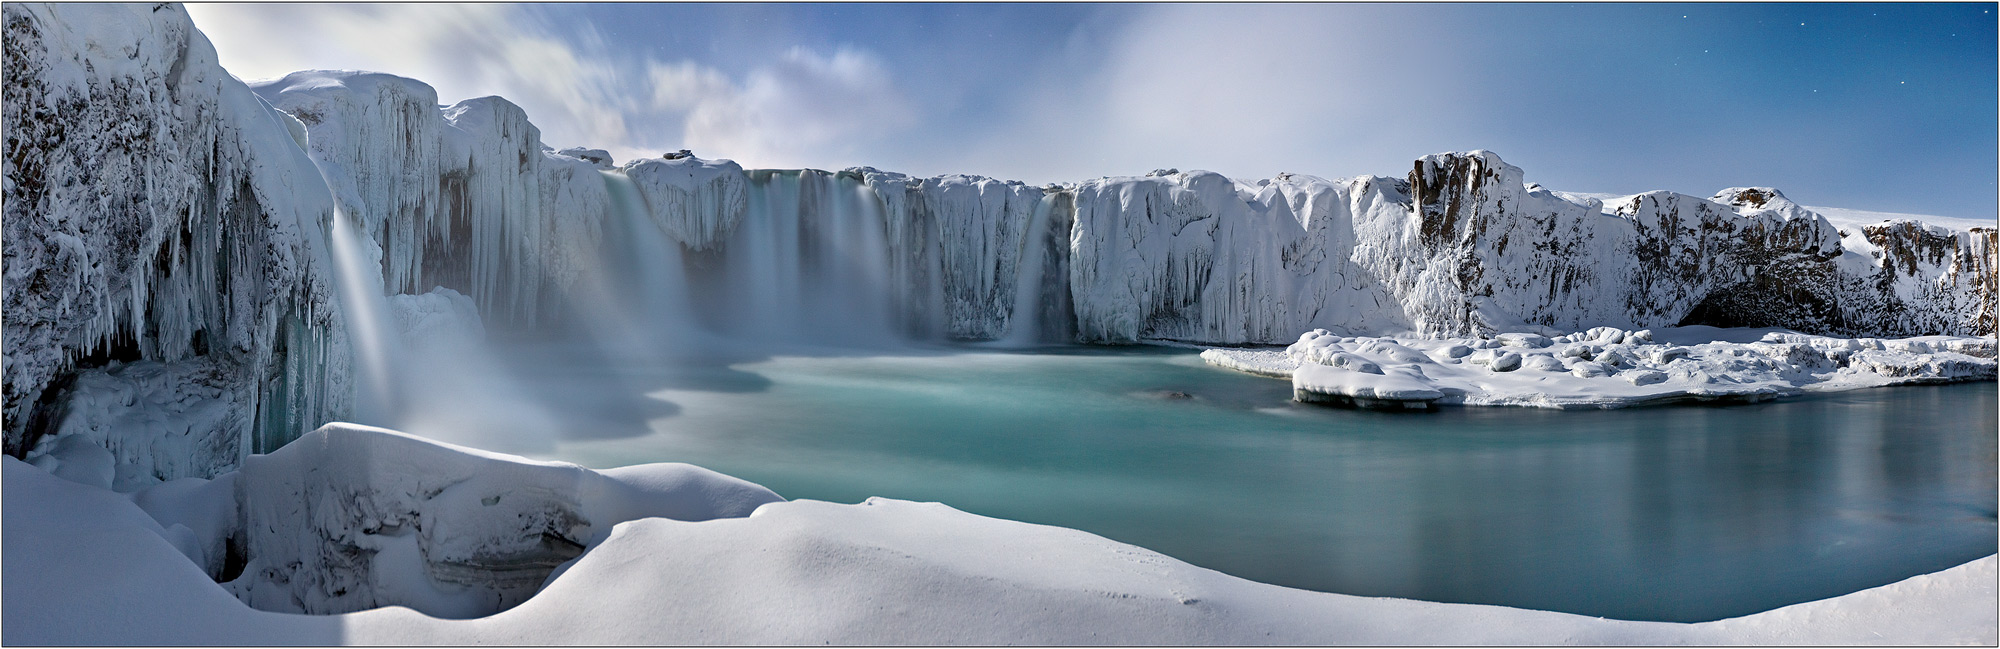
[1203,326,1997,410]
[5,423,1994,645]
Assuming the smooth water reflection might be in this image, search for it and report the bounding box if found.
[520,345,1997,622]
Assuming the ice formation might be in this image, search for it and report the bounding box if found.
[3,4,351,470]
[1203,326,1998,409]
[5,425,1995,645]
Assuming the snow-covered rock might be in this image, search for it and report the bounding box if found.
[22,356,253,492]
[551,147,612,169]
[1209,326,1996,409]
[3,3,350,463]
[224,423,781,618]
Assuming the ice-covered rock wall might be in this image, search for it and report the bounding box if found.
[233,67,2000,351]
[1067,152,1994,343]
[8,3,1993,487]
[1069,170,1414,343]
[3,4,350,474]
[858,170,1069,340]
[252,72,609,328]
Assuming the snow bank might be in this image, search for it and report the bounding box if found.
[1205,326,1997,409]
[5,427,1994,645]
[225,423,780,617]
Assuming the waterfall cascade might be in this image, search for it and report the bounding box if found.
[693,170,910,348]
[998,193,1057,347]
[327,207,401,425]
[594,169,705,359]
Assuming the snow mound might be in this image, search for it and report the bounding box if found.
[553,147,613,169]
[225,423,779,618]
[1202,327,1997,409]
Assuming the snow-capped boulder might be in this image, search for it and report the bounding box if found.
[553,147,612,169]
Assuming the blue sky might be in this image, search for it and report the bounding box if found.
[188,3,1996,219]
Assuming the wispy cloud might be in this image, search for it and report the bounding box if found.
[955,4,1487,185]
[647,48,915,169]
[188,4,644,154]
[186,4,916,170]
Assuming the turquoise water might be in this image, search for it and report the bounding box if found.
[512,344,1997,623]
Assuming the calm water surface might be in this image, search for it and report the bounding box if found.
[508,344,1997,623]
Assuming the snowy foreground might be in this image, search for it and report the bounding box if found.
[5,423,1994,645]
[1204,326,1997,409]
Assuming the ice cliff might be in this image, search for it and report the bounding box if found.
[5,3,1995,478]
[3,4,350,480]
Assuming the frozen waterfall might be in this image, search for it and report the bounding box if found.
[998,193,1057,347]
[593,169,706,360]
[695,170,907,348]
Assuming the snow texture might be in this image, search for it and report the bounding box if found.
[1203,326,1997,409]
[4,427,1994,645]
